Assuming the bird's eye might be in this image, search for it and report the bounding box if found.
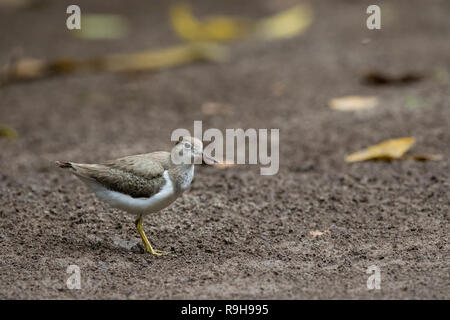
[184,142,192,149]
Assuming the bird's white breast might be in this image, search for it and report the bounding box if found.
[179,165,194,190]
[81,170,179,216]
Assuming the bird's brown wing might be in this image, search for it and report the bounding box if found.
[64,152,172,198]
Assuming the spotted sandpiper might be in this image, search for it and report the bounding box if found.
[56,136,217,255]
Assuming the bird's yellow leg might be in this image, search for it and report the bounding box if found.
[135,215,168,256]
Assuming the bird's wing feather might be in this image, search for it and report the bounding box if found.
[68,152,172,198]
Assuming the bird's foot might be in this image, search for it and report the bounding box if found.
[146,247,170,256]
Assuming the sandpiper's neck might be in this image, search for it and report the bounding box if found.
[168,164,194,192]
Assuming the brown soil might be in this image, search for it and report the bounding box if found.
[0,0,449,299]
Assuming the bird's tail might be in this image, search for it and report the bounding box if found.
[55,161,101,192]
[55,161,99,183]
[55,161,73,169]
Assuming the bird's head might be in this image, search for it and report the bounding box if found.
[172,136,217,165]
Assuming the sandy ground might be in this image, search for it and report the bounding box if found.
[0,0,449,299]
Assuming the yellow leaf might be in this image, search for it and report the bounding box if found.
[72,14,129,40]
[404,96,426,109]
[99,43,227,72]
[169,3,312,42]
[2,44,227,84]
[329,95,378,111]
[346,137,415,162]
[170,3,251,42]
[0,126,18,140]
[256,4,313,40]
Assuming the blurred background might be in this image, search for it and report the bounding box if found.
[0,0,449,299]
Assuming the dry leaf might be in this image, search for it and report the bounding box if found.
[400,154,443,161]
[201,102,234,116]
[213,160,235,169]
[72,14,129,40]
[309,230,329,238]
[362,71,424,86]
[329,95,378,111]
[0,126,18,140]
[1,44,227,84]
[4,58,46,80]
[309,231,324,238]
[346,137,415,162]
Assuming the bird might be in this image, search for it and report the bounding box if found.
[56,136,217,255]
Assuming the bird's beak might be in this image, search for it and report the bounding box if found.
[202,152,218,164]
